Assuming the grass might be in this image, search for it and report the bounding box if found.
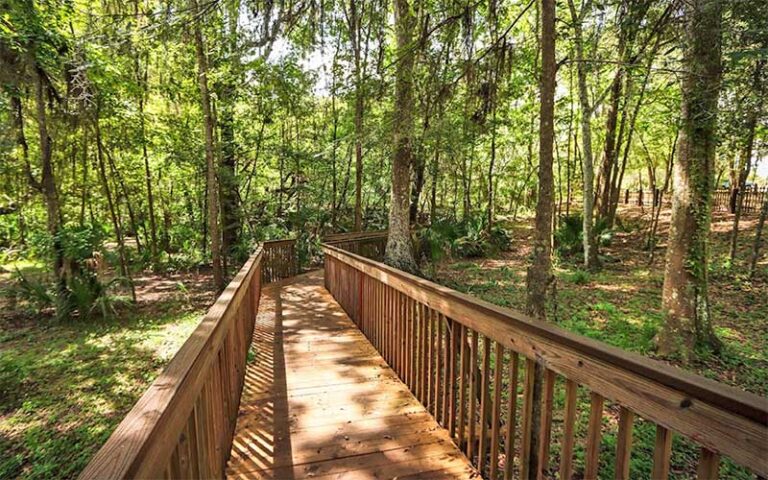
[0,299,205,479]
[435,206,766,478]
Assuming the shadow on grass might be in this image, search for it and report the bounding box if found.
[0,301,203,479]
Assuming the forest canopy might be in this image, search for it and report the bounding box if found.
[0,0,766,341]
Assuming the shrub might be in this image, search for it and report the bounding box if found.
[555,214,613,258]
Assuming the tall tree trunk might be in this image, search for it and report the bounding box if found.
[219,0,242,261]
[657,0,722,359]
[729,60,764,262]
[749,198,768,280]
[345,0,366,232]
[568,0,599,269]
[430,145,439,222]
[135,27,158,263]
[34,69,67,298]
[385,0,418,274]
[191,0,224,291]
[95,117,136,302]
[523,0,555,477]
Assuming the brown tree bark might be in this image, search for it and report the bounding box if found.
[384,0,418,274]
[567,0,599,270]
[33,68,67,298]
[523,0,555,477]
[749,198,768,280]
[95,116,136,302]
[219,0,242,261]
[344,0,366,232]
[191,0,224,291]
[729,60,764,263]
[657,0,722,359]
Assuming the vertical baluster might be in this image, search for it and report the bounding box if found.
[538,369,556,478]
[427,308,435,414]
[652,425,673,479]
[458,324,469,450]
[448,319,458,438]
[504,352,520,480]
[520,358,536,479]
[489,342,504,479]
[479,335,492,475]
[420,303,429,403]
[696,448,720,480]
[559,379,578,480]
[395,291,401,378]
[435,312,441,422]
[615,407,635,480]
[584,392,605,480]
[467,330,479,462]
[441,316,451,427]
[406,296,413,389]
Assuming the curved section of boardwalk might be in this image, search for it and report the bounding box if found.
[227,270,477,479]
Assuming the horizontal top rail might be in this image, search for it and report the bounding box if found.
[79,246,264,479]
[322,243,768,475]
[262,237,297,245]
[323,230,388,243]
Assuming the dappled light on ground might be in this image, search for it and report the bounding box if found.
[227,271,477,479]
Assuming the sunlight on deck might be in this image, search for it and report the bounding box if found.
[227,270,477,479]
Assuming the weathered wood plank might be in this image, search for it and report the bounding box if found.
[227,271,476,479]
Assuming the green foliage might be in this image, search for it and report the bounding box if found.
[555,214,614,259]
[416,214,511,262]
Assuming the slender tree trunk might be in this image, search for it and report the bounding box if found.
[95,117,136,302]
[33,69,67,299]
[568,0,599,269]
[430,145,439,222]
[657,0,722,359]
[524,0,555,477]
[648,133,677,264]
[191,0,224,291]
[138,60,158,264]
[385,0,418,274]
[729,61,763,262]
[220,0,242,262]
[749,199,768,279]
[346,0,366,232]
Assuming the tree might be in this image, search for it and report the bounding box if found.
[657,0,723,359]
[191,0,225,291]
[384,0,418,274]
[567,0,599,270]
[750,198,768,280]
[523,0,556,477]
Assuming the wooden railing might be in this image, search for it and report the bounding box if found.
[322,244,768,479]
[261,238,297,283]
[323,230,388,261]
[79,246,264,479]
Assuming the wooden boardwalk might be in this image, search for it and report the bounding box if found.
[226,270,478,479]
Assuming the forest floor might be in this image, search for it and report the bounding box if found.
[0,205,764,479]
[432,204,765,480]
[434,204,766,396]
[0,268,216,479]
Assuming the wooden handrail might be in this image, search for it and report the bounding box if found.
[79,246,264,479]
[322,243,768,477]
[323,230,388,242]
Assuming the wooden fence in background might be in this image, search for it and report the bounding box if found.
[79,246,264,479]
[712,187,768,215]
[624,187,767,215]
[261,238,297,284]
[323,243,767,480]
[323,230,388,261]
